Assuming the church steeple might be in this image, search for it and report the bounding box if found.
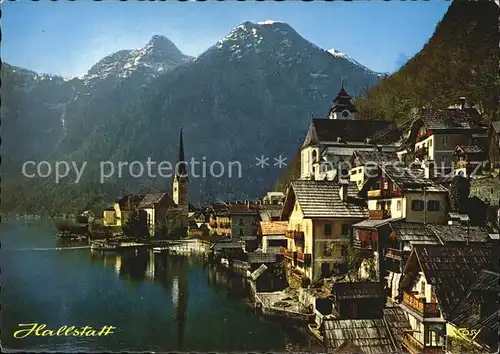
[173,127,189,213]
[176,127,188,179]
[328,80,357,120]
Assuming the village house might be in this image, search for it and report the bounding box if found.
[262,191,285,205]
[488,121,500,169]
[102,194,145,227]
[137,193,175,237]
[319,304,412,353]
[397,243,495,354]
[359,164,449,224]
[214,206,231,237]
[280,180,368,282]
[398,101,489,175]
[259,221,288,254]
[228,204,260,251]
[300,86,402,181]
[451,145,486,177]
[349,150,400,190]
[445,268,499,353]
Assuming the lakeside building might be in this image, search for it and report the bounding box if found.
[300,85,402,181]
[280,180,368,282]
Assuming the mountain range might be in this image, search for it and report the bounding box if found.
[2,20,381,213]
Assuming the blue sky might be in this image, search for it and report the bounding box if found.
[2,0,451,77]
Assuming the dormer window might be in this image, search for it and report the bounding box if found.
[342,110,350,118]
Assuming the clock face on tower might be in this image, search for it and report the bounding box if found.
[342,110,350,118]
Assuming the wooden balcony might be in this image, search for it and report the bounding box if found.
[369,209,391,220]
[353,239,373,250]
[403,291,441,318]
[402,332,443,354]
[385,247,403,261]
[367,189,381,197]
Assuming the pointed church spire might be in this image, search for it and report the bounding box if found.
[176,127,187,178]
[341,78,344,90]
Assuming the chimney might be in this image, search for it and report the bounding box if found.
[459,97,466,110]
[339,180,349,202]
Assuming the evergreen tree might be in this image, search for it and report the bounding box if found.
[449,175,471,213]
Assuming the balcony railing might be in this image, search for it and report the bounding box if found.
[367,189,381,197]
[403,291,441,317]
[403,333,443,354]
[369,209,391,220]
[353,239,373,250]
[385,247,403,261]
[285,230,304,239]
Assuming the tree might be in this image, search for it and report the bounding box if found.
[123,209,149,239]
[326,242,362,281]
[163,208,188,240]
[449,175,470,213]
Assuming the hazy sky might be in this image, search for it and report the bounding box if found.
[2,0,451,77]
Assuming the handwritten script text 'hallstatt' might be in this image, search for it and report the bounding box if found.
[13,323,116,339]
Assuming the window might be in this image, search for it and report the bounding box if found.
[420,280,426,295]
[324,244,332,256]
[268,239,287,248]
[238,218,244,226]
[427,200,440,212]
[324,224,332,236]
[429,139,432,147]
[411,199,425,211]
[397,200,402,211]
[440,136,448,147]
[239,228,244,236]
[341,224,349,236]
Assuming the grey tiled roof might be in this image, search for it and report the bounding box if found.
[323,318,395,353]
[428,224,490,244]
[388,222,440,244]
[412,244,495,320]
[419,108,484,130]
[448,269,499,350]
[290,180,368,218]
[138,193,171,208]
[352,150,399,165]
[332,281,385,300]
[383,307,411,350]
[303,119,400,147]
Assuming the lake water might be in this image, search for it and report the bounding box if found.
[1,220,319,352]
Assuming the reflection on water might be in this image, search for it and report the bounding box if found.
[2,220,320,352]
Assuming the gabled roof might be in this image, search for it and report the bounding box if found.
[138,193,172,208]
[302,119,400,148]
[387,222,440,244]
[332,281,385,300]
[323,318,395,353]
[428,224,490,244]
[419,108,484,130]
[282,180,368,219]
[449,269,500,350]
[383,307,412,351]
[117,194,146,210]
[409,244,495,320]
[259,221,288,236]
[452,145,484,155]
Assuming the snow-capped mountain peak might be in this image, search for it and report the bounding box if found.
[257,20,284,25]
[84,35,192,82]
[327,48,378,75]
